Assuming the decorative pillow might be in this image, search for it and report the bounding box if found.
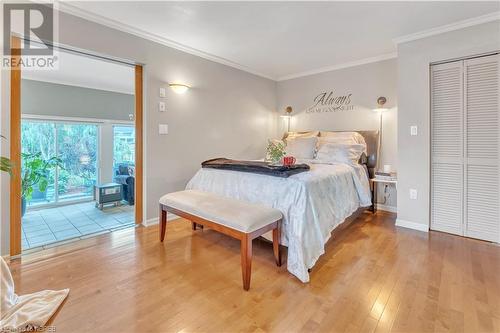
[319,131,366,153]
[285,131,319,140]
[315,142,365,165]
[285,137,318,159]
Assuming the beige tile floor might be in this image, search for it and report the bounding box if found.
[22,201,135,250]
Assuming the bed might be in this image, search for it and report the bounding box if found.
[186,130,379,283]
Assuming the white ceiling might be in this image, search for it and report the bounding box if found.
[63,1,499,81]
[23,50,135,94]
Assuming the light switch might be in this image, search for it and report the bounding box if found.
[410,125,418,136]
[159,124,168,135]
[158,101,166,112]
[409,189,418,200]
[159,87,166,98]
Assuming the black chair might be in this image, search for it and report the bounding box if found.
[113,163,135,205]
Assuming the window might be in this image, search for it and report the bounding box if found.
[57,123,98,201]
[21,121,56,205]
[21,120,99,207]
[113,125,135,167]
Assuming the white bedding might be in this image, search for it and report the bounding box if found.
[186,161,372,283]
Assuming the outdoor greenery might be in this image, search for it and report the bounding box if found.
[21,152,63,200]
[0,134,13,175]
[113,126,135,166]
[266,140,286,164]
[20,122,134,205]
[21,121,98,203]
[57,123,98,198]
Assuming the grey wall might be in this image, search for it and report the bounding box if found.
[277,59,398,209]
[397,21,500,229]
[0,10,278,255]
[21,79,134,121]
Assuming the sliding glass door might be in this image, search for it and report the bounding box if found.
[113,125,135,167]
[21,121,57,205]
[21,119,99,207]
[57,123,98,201]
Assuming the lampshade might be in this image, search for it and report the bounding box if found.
[169,83,190,94]
[373,107,388,112]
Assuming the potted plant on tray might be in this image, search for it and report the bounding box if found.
[21,152,63,216]
[266,140,286,166]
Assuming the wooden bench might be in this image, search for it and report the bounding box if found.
[159,190,283,290]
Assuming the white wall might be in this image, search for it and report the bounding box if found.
[397,21,500,230]
[0,10,278,255]
[277,59,398,209]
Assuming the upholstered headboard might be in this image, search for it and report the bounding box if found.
[283,130,380,178]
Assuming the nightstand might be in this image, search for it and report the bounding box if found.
[370,178,397,213]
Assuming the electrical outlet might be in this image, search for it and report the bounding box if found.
[409,189,418,200]
[410,126,418,136]
[158,101,166,112]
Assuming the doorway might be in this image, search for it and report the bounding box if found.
[9,37,143,255]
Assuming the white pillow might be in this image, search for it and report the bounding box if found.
[286,131,319,139]
[319,131,366,153]
[315,142,365,165]
[285,137,318,159]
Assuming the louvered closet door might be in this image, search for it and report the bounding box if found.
[431,61,464,236]
[464,54,500,242]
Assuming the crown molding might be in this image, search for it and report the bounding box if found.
[56,2,276,81]
[277,52,397,81]
[56,3,498,83]
[394,11,500,45]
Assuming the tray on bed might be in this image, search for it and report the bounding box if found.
[201,158,310,178]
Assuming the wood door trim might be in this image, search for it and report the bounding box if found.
[10,36,22,256]
[135,65,143,225]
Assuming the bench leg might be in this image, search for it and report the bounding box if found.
[191,222,204,230]
[272,222,282,267]
[240,235,252,291]
[159,206,167,242]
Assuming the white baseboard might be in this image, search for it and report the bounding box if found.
[375,204,397,213]
[142,213,180,227]
[395,218,429,233]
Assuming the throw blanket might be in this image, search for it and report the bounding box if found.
[0,257,69,332]
[202,158,310,178]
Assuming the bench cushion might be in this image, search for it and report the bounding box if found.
[159,190,282,233]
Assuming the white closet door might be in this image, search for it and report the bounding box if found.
[464,54,500,242]
[431,61,464,235]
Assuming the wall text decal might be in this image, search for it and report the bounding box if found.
[306,91,354,113]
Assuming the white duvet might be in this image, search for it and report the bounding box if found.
[186,161,372,283]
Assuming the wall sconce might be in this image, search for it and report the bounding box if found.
[372,97,387,170]
[169,83,190,94]
[280,106,293,132]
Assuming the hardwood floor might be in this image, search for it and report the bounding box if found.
[7,211,500,332]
